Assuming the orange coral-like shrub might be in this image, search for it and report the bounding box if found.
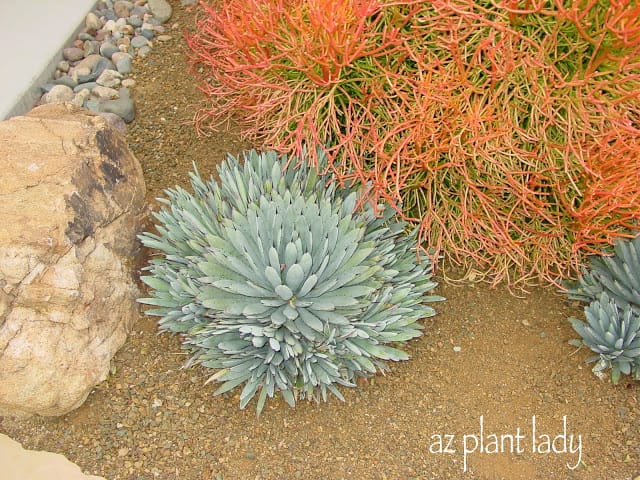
[187,0,640,287]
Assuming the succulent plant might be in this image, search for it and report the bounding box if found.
[139,148,443,413]
[565,235,640,313]
[569,293,640,384]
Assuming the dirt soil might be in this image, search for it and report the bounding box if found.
[1,1,639,479]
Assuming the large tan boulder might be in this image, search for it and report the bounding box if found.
[0,434,106,480]
[0,104,146,416]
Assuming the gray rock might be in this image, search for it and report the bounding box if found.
[63,47,85,62]
[100,42,119,59]
[131,5,147,17]
[78,57,117,83]
[85,98,101,112]
[127,15,143,28]
[97,69,123,88]
[53,76,78,89]
[137,45,152,57]
[181,0,198,5]
[78,32,95,41]
[73,82,99,93]
[115,55,132,74]
[98,88,135,123]
[103,9,117,21]
[42,85,74,104]
[148,0,172,23]
[130,35,148,48]
[39,83,55,93]
[140,28,154,40]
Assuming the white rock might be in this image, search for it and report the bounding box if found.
[92,85,120,100]
[0,434,106,480]
[96,69,123,88]
[85,12,102,31]
[0,104,146,416]
[43,85,74,104]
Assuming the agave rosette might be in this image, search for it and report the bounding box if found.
[570,293,640,383]
[139,148,442,413]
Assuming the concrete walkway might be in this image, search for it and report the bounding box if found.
[0,0,96,120]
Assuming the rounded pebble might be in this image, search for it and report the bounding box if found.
[63,47,85,62]
[137,45,152,57]
[85,12,102,32]
[148,0,173,23]
[114,1,132,18]
[115,55,132,74]
[100,42,119,59]
[128,15,143,28]
[73,81,99,93]
[57,60,70,73]
[97,69,123,88]
[43,85,75,104]
[140,29,154,40]
[92,85,120,100]
[130,35,148,48]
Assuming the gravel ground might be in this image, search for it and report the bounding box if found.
[2,1,639,479]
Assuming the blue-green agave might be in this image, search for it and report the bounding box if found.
[569,293,640,384]
[139,149,443,413]
[566,235,640,313]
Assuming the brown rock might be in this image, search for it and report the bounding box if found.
[114,0,132,17]
[0,104,146,416]
[0,434,105,480]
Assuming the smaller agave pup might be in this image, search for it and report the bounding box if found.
[569,293,640,384]
[139,148,443,413]
[567,234,640,383]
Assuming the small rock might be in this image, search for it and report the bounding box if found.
[111,51,131,64]
[78,32,95,41]
[99,88,135,123]
[115,55,132,74]
[117,447,129,457]
[453,346,462,353]
[71,89,90,107]
[78,57,116,83]
[95,29,109,42]
[137,45,152,57]
[119,24,135,36]
[117,37,131,48]
[100,42,119,59]
[53,76,78,89]
[63,47,85,62]
[130,35,148,48]
[103,19,117,33]
[73,82,98,93]
[148,0,172,23]
[181,0,198,5]
[157,34,172,42]
[57,60,70,72]
[121,78,136,89]
[114,0,132,18]
[74,54,102,72]
[84,40,101,56]
[71,67,91,83]
[43,85,74,104]
[128,14,143,27]
[92,85,120,100]
[97,69,123,88]
[85,11,102,31]
[103,8,117,22]
[140,28,154,40]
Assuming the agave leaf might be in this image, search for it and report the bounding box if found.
[275,284,294,301]
[297,308,324,332]
[285,264,305,291]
